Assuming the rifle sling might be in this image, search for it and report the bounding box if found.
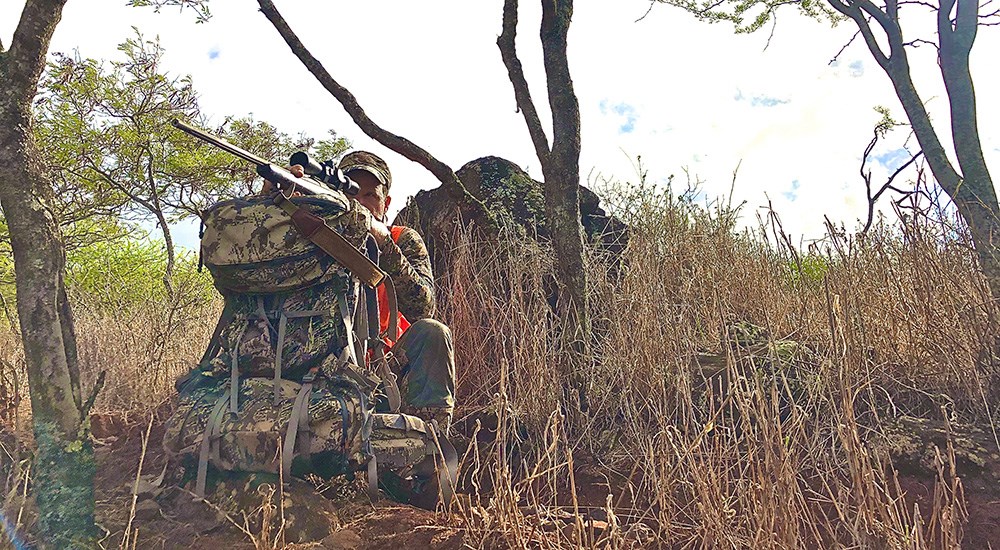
[274,193,400,343]
[273,194,385,289]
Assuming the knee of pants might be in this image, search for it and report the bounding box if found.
[407,319,451,339]
[402,318,452,346]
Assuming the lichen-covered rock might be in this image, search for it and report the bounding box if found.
[393,156,628,271]
[882,415,1000,484]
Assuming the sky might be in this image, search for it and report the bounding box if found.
[2,0,998,250]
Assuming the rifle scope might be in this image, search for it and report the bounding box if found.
[290,152,360,196]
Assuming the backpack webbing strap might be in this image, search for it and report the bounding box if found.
[272,307,329,406]
[273,313,288,406]
[196,389,232,497]
[336,293,358,367]
[228,323,248,415]
[354,291,369,363]
[281,381,313,479]
[428,421,459,506]
[199,298,236,368]
[272,194,385,288]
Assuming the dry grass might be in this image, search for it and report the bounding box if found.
[436,188,997,548]
[2,188,998,548]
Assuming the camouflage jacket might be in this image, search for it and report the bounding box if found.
[382,226,435,320]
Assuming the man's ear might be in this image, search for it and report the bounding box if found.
[384,195,392,211]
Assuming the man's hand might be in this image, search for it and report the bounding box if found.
[369,218,391,247]
[262,164,388,245]
[259,164,306,194]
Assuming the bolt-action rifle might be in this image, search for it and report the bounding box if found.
[171,119,359,196]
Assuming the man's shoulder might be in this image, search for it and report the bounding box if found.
[391,225,427,246]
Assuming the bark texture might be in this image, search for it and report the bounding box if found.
[0,1,97,547]
[499,0,592,411]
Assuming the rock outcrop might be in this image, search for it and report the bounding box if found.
[392,156,628,271]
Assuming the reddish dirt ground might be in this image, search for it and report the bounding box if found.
[90,408,466,550]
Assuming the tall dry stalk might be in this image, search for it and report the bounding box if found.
[437,187,994,548]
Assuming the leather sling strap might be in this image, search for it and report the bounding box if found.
[273,193,384,288]
[272,193,400,343]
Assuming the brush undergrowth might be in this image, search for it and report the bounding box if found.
[2,188,997,548]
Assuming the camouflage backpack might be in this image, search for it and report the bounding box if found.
[163,191,455,503]
[163,371,455,502]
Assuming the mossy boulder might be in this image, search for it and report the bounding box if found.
[393,156,628,270]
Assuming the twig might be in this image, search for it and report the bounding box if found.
[122,414,155,547]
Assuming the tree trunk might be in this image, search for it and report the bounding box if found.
[846,0,1000,302]
[153,208,176,297]
[539,0,592,411]
[937,0,1000,298]
[0,1,97,547]
[498,0,592,411]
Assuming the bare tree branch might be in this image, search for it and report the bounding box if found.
[255,0,493,226]
[855,0,905,58]
[897,0,941,8]
[862,148,923,233]
[498,0,551,165]
[828,0,890,68]
[903,38,940,50]
[874,151,923,202]
[763,11,779,51]
[829,28,861,65]
[636,1,656,22]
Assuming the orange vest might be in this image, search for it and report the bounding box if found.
[378,226,410,345]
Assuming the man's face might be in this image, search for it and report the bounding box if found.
[349,169,391,221]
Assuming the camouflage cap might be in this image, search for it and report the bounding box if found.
[339,151,392,191]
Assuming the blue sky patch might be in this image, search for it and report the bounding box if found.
[782,179,801,202]
[734,89,789,107]
[750,95,790,107]
[599,99,638,134]
[874,147,911,171]
[208,47,220,60]
[849,60,864,77]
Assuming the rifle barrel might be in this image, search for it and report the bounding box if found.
[170,119,340,197]
[171,119,269,165]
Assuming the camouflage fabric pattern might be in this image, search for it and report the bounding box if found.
[163,374,432,477]
[201,193,371,293]
[382,226,436,320]
[340,151,392,189]
[210,276,358,381]
[370,413,432,469]
[163,376,366,473]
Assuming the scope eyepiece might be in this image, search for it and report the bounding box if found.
[289,151,360,196]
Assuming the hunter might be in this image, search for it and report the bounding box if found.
[278,152,456,432]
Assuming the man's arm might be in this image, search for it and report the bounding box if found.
[380,226,436,320]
